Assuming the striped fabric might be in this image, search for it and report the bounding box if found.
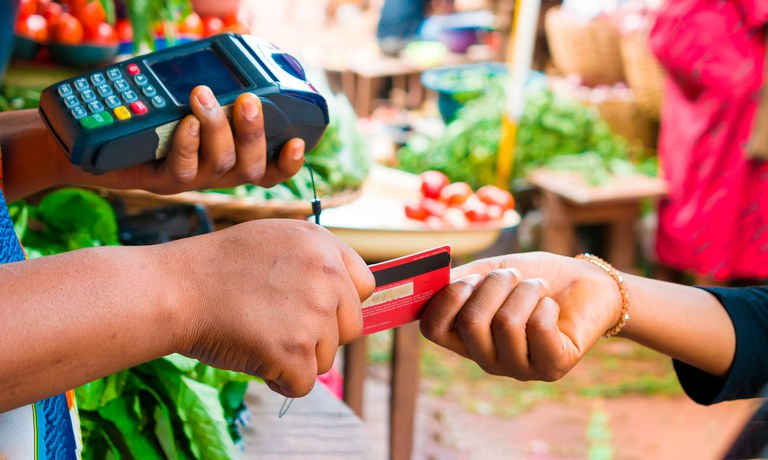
[0,148,81,459]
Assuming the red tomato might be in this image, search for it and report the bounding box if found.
[223,11,242,26]
[443,207,468,228]
[51,13,83,44]
[179,13,204,37]
[421,198,447,218]
[419,170,450,199]
[202,16,224,37]
[404,199,429,221]
[115,19,132,42]
[40,1,62,21]
[35,0,50,15]
[221,22,250,35]
[154,21,179,38]
[424,215,443,227]
[18,0,38,19]
[462,197,490,222]
[85,21,117,44]
[475,185,514,210]
[486,204,504,221]
[16,14,48,42]
[79,1,105,30]
[439,182,473,206]
[67,0,88,19]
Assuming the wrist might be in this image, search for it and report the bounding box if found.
[575,255,627,337]
[149,237,212,356]
[0,110,79,200]
[141,243,200,355]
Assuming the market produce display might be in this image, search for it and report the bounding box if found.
[9,189,257,459]
[12,0,244,66]
[208,93,371,201]
[397,80,650,187]
[405,170,515,227]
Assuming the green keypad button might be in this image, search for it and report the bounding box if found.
[79,111,114,130]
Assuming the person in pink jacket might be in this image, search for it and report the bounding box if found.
[650,0,768,284]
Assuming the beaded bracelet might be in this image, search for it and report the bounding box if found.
[576,253,630,338]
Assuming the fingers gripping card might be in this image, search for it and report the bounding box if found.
[362,246,451,335]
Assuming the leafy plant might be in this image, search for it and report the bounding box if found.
[10,188,119,258]
[120,0,192,51]
[10,188,258,459]
[397,82,645,188]
[208,93,371,201]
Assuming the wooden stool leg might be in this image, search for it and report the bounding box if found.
[343,338,367,418]
[390,322,420,460]
[341,70,357,108]
[607,213,638,272]
[540,190,577,256]
[356,76,375,117]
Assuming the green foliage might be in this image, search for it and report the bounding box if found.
[208,93,371,200]
[124,0,192,51]
[10,188,118,257]
[586,404,614,460]
[397,83,642,188]
[9,190,259,458]
[76,356,259,459]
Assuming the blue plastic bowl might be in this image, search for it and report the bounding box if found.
[421,62,546,123]
[421,62,508,123]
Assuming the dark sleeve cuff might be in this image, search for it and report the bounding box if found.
[673,287,768,405]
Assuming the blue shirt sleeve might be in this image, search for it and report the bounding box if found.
[673,286,768,405]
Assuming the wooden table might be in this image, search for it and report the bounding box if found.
[242,381,370,459]
[528,169,667,271]
[324,166,517,460]
[337,47,497,117]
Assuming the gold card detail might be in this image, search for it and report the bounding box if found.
[362,282,415,309]
[153,103,234,160]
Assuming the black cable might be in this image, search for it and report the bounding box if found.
[305,161,322,225]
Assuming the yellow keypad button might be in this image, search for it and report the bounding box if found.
[113,106,131,121]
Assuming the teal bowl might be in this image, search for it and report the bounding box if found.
[49,42,118,68]
[421,62,509,123]
[12,35,42,60]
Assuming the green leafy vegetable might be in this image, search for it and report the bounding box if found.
[209,93,371,200]
[9,190,260,458]
[397,82,649,187]
[10,188,118,257]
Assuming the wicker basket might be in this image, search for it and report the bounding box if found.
[100,188,361,225]
[621,30,665,119]
[545,6,625,86]
[594,96,657,152]
[549,77,657,151]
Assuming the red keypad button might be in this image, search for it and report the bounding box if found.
[130,101,148,115]
[126,63,140,76]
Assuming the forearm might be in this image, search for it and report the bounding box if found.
[0,245,182,412]
[0,109,77,202]
[619,275,735,378]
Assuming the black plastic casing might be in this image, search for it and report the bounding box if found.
[39,34,329,174]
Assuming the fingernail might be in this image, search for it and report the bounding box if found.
[196,87,216,109]
[459,274,483,287]
[531,278,551,291]
[291,140,305,161]
[242,100,259,120]
[188,117,200,136]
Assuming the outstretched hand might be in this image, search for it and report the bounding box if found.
[420,252,622,382]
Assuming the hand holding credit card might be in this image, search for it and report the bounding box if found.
[362,246,451,335]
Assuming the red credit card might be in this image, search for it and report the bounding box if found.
[362,246,451,335]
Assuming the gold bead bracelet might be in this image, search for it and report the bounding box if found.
[576,253,630,338]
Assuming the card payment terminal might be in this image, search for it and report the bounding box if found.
[39,34,329,174]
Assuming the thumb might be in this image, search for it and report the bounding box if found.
[450,256,509,282]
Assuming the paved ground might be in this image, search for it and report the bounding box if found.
[358,339,757,460]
